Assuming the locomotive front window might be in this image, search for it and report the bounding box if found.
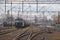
[15,20,24,23]
[15,21,20,22]
[19,20,23,22]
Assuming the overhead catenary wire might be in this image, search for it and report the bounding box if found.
[0,0,59,26]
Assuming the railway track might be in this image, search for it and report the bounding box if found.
[15,26,41,40]
[31,30,46,40]
[15,26,54,40]
[0,27,31,40]
[13,27,31,40]
[15,27,31,40]
[31,27,54,40]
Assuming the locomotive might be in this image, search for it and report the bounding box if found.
[15,18,30,28]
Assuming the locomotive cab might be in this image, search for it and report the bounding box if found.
[15,18,25,28]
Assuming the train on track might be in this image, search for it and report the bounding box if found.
[3,18,30,28]
[15,18,30,28]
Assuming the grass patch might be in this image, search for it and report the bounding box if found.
[0,27,17,35]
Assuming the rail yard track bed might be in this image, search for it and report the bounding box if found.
[0,27,16,35]
[15,26,60,40]
[32,31,60,40]
[0,26,60,40]
[0,27,30,40]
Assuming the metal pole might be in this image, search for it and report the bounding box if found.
[18,0,20,18]
[43,11,44,25]
[5,0,6,21]
[58,11,59,29]
[11,0,12,27]
[18,11,19,18]
[29,3,31,23]
[22,1,24,18]
[36,0,38,13]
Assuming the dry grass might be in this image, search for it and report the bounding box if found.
[50,31,60,40]
[0,27,17,35]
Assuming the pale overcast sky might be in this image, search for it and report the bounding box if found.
[0,4,60,11]
[0,0,60,20]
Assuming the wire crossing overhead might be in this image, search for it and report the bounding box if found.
[0,0,60,4]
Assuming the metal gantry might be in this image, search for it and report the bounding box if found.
[0,0,59,27]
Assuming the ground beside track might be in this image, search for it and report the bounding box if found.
[16,26,60,40]
[0,26,60,40]
[0,27,30,40]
